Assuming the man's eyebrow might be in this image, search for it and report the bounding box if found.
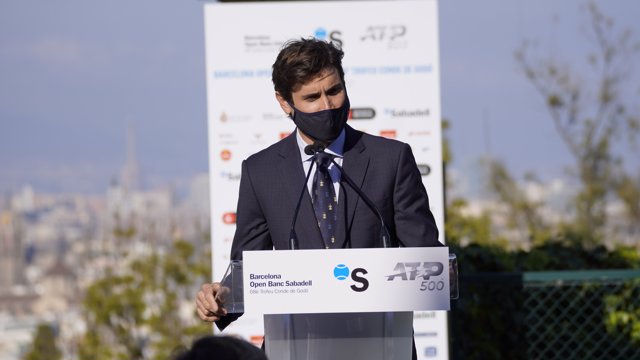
[299,82,343,100]
[327,83,344,92]
[301,91,320,100]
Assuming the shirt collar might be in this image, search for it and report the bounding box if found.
[296,128,346,162]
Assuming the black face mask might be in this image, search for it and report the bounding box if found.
[288,95,350,144]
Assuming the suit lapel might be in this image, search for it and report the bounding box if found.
[277,133,325,249]
[335,126,369,248]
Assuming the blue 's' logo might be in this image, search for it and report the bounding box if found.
[314,28,327,40]
[333,264,349,280]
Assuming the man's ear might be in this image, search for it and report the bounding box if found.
[275,92,293,117]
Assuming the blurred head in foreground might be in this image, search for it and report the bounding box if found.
[174,335,267,360]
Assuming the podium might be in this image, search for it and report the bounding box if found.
[219,247,457,360]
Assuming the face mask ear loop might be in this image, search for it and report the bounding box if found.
[286,101,296,120]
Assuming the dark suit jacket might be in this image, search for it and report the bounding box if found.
[229,125,440,260]
[217,125,440,360]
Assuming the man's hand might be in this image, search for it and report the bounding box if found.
[196,282,228,322]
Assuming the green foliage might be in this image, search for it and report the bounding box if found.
[442,120,507,249]
[486,160,552,246]
[605,279,640,344]
[78,239,212,360]
[451,240,639,274]
[445,198,499,248]
[449,242,640,360]
[513,2,640,245]
[22,324,62,360]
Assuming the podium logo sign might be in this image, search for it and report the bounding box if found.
[333,264,369,292]
[333,264,350,280]
[242,247,451,314]
[387,262,445,292]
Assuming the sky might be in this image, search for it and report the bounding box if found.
[0,0,638,195]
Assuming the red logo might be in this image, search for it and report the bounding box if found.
[220,149,232,161]
[250,335,264,346]
[222,212,236,224]
[380,130,397,139]
[280,131,291,139]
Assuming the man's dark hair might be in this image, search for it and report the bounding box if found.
[272,38,345,103]
[173,336,267,360]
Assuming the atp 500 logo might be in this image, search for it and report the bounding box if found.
[333,264,369,292]
[386,262,445,292]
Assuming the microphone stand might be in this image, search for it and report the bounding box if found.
[291,141,392,249]
[288,153,317,250]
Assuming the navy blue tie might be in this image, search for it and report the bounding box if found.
[312,153,338,248]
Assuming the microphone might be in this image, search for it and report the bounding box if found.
[287,149,318,250]
[329,157,392,248]
[304,142,326,156]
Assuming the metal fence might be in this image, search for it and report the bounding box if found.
[450,270,640,360]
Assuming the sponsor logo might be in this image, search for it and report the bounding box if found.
[386,262,445,292]
[333,264,350,280]
[414,332,438,338]
[217,133,238,145]
[349,107,376,120]
[222,212,236,224]
[379,130,397,139]
[220,171,241,181]
[220,150,232,161]
[384,108,430,118]
[414,311,436,319]
[244,35,286,53]
[263,112,288,121]
[387,262,444,281]
[334,264,369,292]
[424,347,437,357]
[250,336,264,347]
[408,130,431,137]
[219,112,251,123]
[251,132,267,145]
[314,27,343,47]
[360,25,407,49]
[417,164,431,176]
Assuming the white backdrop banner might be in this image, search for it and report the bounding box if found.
[204,0,446,358]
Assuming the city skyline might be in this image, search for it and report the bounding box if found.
[1,0,639,196]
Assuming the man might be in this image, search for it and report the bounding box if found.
[196,38,441,357]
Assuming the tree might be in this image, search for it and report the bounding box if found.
[486,160,551,246]
[442,119,501,248]
[77,238,212,360]
[22,324,62,360]
[513,2,640,245]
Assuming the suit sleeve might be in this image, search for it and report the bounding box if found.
[392,143,441,247]
[216,160,273,331]
[229,160,273,261]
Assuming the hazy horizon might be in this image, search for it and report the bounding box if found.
[1,0,638,196]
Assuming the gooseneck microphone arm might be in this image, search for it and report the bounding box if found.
[329,158,392,248]
[288,152,318,250]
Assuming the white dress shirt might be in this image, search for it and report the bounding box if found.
[296,128,345,202]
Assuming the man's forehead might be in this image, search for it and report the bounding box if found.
[292,67,341,92]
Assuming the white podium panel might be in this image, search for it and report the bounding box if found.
[264,312,414,360]
[243,247,450,314]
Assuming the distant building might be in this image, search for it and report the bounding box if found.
[0,210,27,289]
[120,125,141,193]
